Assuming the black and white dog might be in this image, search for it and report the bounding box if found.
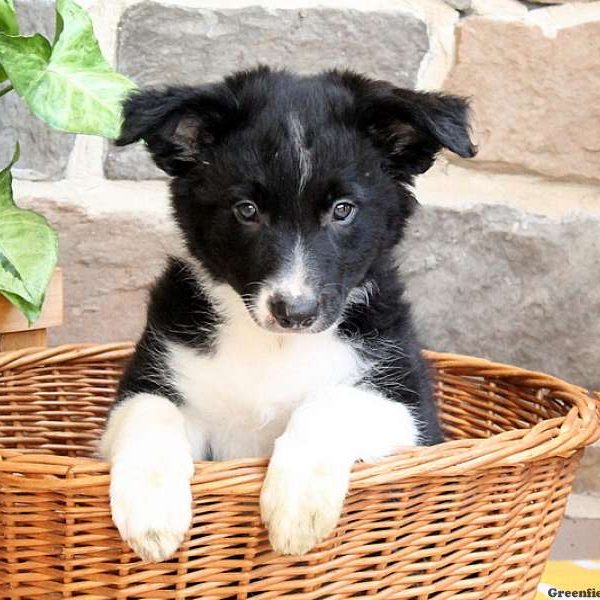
[101,67,475,562]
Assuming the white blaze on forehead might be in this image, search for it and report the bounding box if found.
[288,113,312,194]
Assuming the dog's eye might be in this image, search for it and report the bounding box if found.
[331,201,357,224]
[233,201,260,224]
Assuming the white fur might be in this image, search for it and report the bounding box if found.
[103,277,420,559]
[278,237,312,299]
[288,113,312,193]
[168,282,364,460]
[261,385,418,554]
[100,394,195,562]
[346,280,379,308]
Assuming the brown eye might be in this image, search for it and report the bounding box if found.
[332,201,356,223]
[233,201,259,224]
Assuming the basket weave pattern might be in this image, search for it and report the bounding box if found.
[0,343,598,599]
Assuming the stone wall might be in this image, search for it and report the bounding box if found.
[5,0,600,521]
[8,0,600,379]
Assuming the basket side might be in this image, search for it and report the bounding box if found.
[1,345,598,598]
[0,452,582,599]
[0,345,598,482]
[0,343,133,458]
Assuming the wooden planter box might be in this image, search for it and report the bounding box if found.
[0,269,63,351]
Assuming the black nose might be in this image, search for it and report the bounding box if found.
[268,294,318,330]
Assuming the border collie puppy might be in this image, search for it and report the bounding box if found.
[101,66,475,562]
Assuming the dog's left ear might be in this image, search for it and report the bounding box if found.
[115,84,239,176]
[336,71,477,177]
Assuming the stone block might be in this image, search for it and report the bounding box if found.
[105,1,429,179]
[445,17,600,182]
[0,0,75,180]
[401,204,600,391]
[573,446,600,497]
[24,199,181,346]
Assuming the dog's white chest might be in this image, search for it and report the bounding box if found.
[167,321,364,460]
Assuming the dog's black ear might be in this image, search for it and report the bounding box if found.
[335,71,476,177]
[116,84,239,176]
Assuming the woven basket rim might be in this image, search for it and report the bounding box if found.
[0,342,598,494]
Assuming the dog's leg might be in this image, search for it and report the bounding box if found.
[260,385,418,555]
[100,393,198,562]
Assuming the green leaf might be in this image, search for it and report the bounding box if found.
[0,0,17,35]
[0,0,18,82]
[0,141,18,209]
[0,144,58,325]
[0,32,52,89]
[0,289,39,323]
[0,0,136,138]
[0,207,58,325]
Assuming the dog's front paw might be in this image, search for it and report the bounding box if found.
[110,458,194,562]
[260,438,351,555]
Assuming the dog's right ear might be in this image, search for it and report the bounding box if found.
[116,85,239,176]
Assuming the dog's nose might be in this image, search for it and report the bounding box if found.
[268,294,318,330]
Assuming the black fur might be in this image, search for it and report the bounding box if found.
[116,67,475,446]
[117,258,220,405]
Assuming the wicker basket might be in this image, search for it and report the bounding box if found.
[0,343,598,599]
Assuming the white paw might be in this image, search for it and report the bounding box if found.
[110,458,193,562]
[260,439,351,555]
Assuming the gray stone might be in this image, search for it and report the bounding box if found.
[551,516,600,560]
[573,446,600,497]
[104,142,165,180]
[105,1,429,180]
[21,199,181,346]
[401,204,600,391]
[0,0,75,180]
[443,0,472,11]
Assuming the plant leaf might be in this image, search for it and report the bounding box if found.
[0,141,18,209]
[0,32,52,90]
[0,206,58,325]
[0,0,136,138]
[0,0,18,82]
[0,145,58,325]
[0,289,39,323]
[0,0,17,35]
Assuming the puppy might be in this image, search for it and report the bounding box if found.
[101,66,475,562]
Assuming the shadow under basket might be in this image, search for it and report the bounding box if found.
[0,344,598,599]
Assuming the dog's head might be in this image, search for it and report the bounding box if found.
[117,67,475,333]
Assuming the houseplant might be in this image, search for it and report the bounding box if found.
[0,0,135,331]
